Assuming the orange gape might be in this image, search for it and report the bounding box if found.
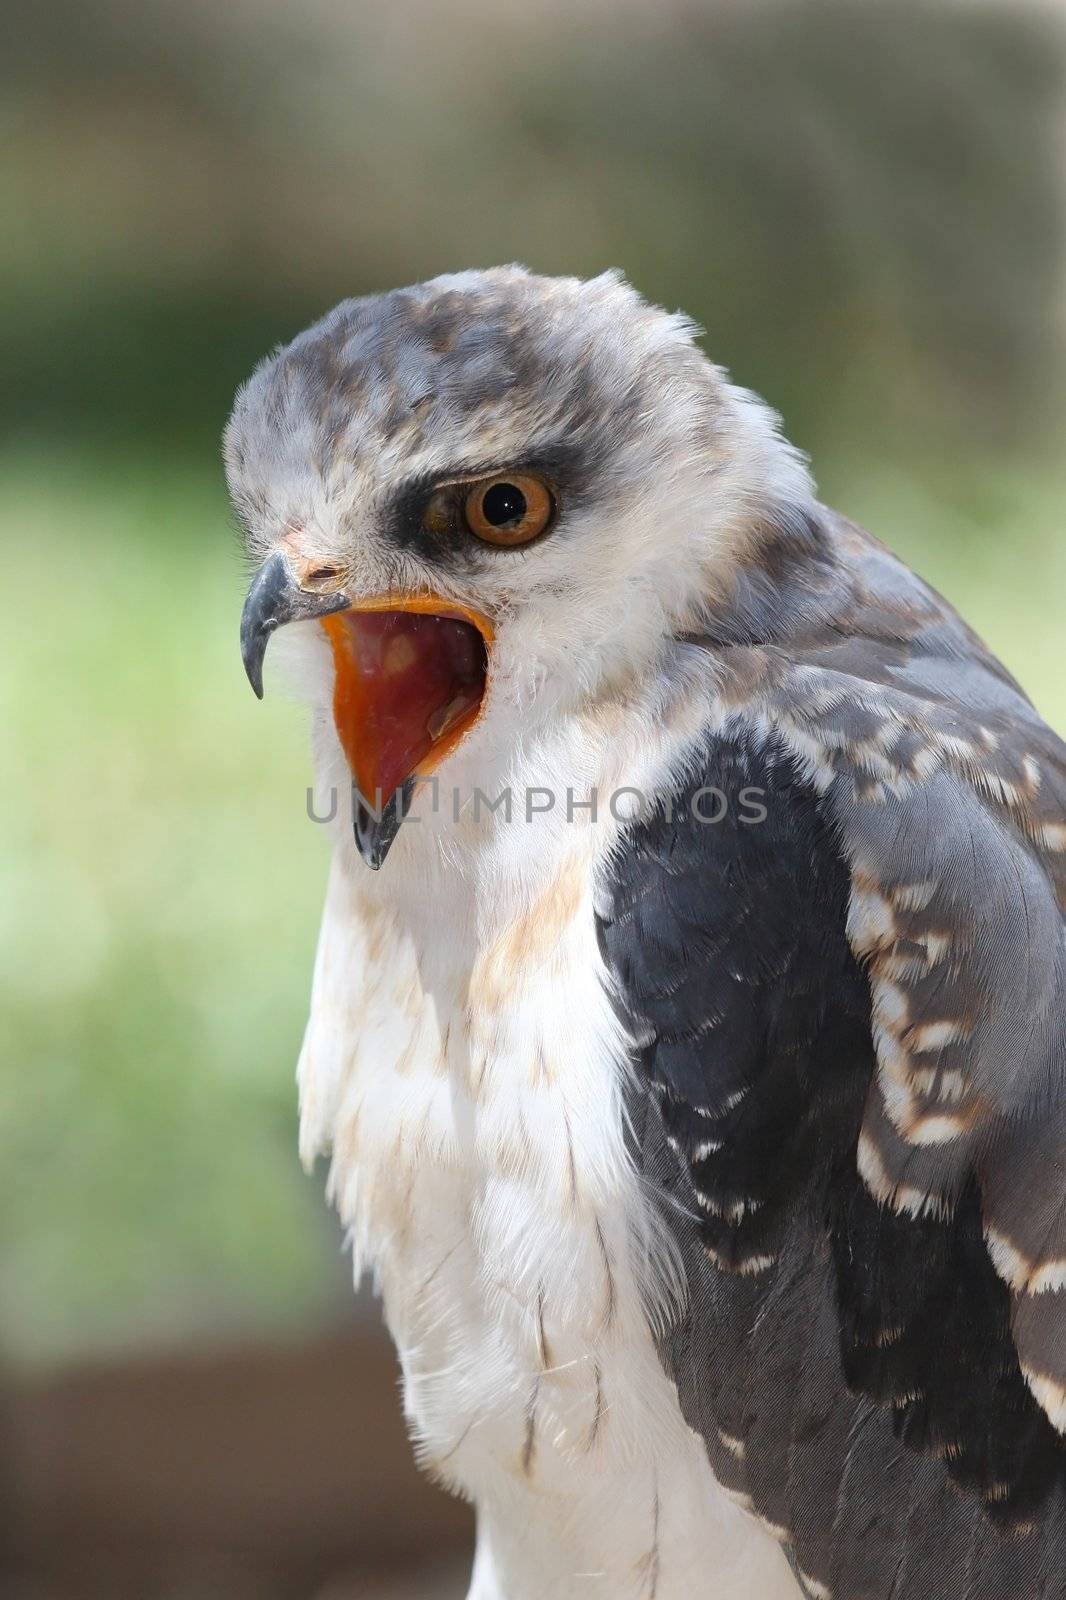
[321,599,493,809]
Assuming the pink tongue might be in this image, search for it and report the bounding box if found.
[326,609,487,805]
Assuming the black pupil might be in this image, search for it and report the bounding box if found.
[481,482,527,527]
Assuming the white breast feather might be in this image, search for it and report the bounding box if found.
[294,652,802,1600]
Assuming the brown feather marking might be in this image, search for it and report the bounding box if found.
[594,1217,618,1332]
[467,861,586,1017]
[583,1363,605,1453]
[423,1417,477,1487]
[632,1485,660,1599]
[353,889,394,969]
[520,1379,539,1477]
[530,1042,553,1089]
[536,1287,553,1373]
[562,1106,579,1214]
[416,1241,462,1302]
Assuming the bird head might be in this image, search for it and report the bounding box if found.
[226,266,811,867]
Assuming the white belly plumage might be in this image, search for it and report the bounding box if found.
[291,679,800,1600]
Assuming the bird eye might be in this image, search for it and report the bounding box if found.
[421,488,455,537]
[462,474,555,547]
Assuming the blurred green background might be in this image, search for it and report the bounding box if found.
[2,0,1064,1373]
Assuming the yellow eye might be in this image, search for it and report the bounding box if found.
[462,474,556,547]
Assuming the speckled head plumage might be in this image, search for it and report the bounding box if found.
[226,266,813,693]
[226,266,816,866]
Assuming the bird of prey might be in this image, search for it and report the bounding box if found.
[227,268,1066,1600]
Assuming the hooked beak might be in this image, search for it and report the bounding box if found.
[240,550,351,699]
[241,552,492,870]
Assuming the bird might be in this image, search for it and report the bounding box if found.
[226,267,1066,1600]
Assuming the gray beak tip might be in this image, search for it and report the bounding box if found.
[353,779,415,871]
[242,634,266,700]
[241,620,267,697]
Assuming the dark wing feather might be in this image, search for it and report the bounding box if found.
[597,510,1066,1599]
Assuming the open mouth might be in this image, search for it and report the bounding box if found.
[320,598,491,849]
[239,550,492,869]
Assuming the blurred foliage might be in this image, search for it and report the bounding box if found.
[1,0,1063,1362]
[3,0,1064,461]
[0,451,350,1360]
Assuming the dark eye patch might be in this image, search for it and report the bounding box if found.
[381,441,595,571]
